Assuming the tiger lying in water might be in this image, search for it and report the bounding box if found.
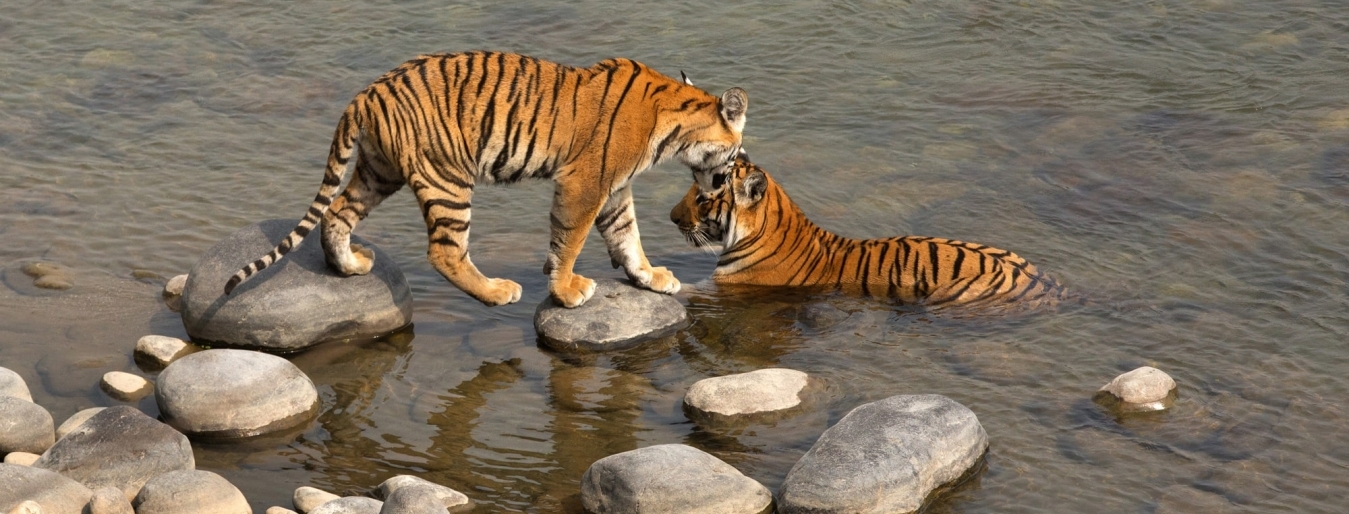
[670,155,1064,307]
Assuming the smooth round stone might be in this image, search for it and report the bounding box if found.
[1097,366,1177,411]
[157,349,318,439]
[685,368,809,418]
[3,452,39,466]
[0,397,54,454]
[379,486,447,514]
[309,497,383,514]
[294,486,340,513]
[56,407,105,440]
[134,335,199,371]
[534,278,687,352]
[133,470,250,514]
[100,372,153,402]
[33,406,195,499]
[777,394,989,514]
[581,444,772,514]
[0,463,94,513]
[0,366,32,402]
[88,486,134,514]
[163,274,188,297]
[22,262,74,291]
[180,219,413,352]
[374,475,470,510]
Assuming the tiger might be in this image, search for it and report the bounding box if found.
[223,51,748,308]
[670,155,1065,308]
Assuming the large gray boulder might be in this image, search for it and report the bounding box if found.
[534,279,687,352]
[0,366,32,402]
[777,394,988,514]
[132,470,251,514]
[581,444,772,514]
[33,406,195,500]
[180,219,413,352]
[156,349,318,439]
[0,463,94,514]
[0,397,54,454]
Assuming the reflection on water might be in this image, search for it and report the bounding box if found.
[3,0,1349,512]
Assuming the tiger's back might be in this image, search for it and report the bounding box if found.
[671,157,1064,308]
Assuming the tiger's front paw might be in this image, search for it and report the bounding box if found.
[634,266,680,295]
[550,274,596,308]
[473,278,523,306]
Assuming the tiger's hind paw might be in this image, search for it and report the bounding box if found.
[334,243,375,276]
[550,274,596,308]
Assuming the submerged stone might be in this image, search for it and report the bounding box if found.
[1096,366,1177,412]
[534,279,687,352]
[99,372,153,402]
[180,219,412,352]
[581,444,772,514]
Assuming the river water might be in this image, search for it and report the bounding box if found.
[2,0,1347,512]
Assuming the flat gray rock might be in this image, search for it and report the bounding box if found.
[309,497,382,514]
[180,219,413,352]
[684,368,809,418]
[0,397,54,454]
[0,463,94,514]
[534,279,687,352]
[581,444,772,514]
[379,486,446,514]
[99,372,153,402]
[1097,366,1177,412]
[33,405,195,500]
[133,470,251,514]
[0,366,32,402]
[157,349,318,439]
[88,486,134,514]
[777,394,988,514]
[373,476,469,511]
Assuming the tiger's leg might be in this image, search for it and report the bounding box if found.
[414,172,522,306]
[322,152,404,276]
[542,173,604,308]
[595,184,679,294]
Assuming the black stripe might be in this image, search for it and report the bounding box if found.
[425,198,471,211]
[654,125,681,160]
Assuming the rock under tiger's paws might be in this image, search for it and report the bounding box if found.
[550,274,596,308]
[473,278,523,306]
[637,266,680,295]
[336,243,376,276]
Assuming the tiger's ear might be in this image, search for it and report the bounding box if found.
[680,71,693,86]
[720,88,748,132]
[738,169,767,206]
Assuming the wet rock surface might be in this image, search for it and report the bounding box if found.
[156,349,319,439]
[180,219,413,352]
[0,397,54,455]
[777,394,988,514]
[133,470,251,514]
[581,444,772,514]
[0,463,95,514]
[32,406,195,499]
[534,278,687,352]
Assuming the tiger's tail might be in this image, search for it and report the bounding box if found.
[223,101,363,295]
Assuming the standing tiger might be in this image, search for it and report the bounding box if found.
[223,51,748,308]
[670,155,1065,307]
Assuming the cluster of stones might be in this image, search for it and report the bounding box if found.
[270,476,470,514]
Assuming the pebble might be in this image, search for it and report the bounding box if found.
[1097,366,1177,411]
[132,470,251,514]
[0,396,55,454]
[684,368,809,419]
[134,335,198,371]
[374,475,470,510]
[56,407,106,440]
[156,349,319,439]
[581,444,772,514]
[21,262,74,290]
[163,274,188,297]
[88,486,135,514]
[294,486,340,513]
[0,366,33,402]
[99,371,154,402]
[3,452,40,466]
[33,405,195,500]
[309,497,383,514]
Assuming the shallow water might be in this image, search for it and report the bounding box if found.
[2,0,1348,511]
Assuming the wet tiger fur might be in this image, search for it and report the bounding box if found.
[670,156,1064,307]
[224,51,749,308]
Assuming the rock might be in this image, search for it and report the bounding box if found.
[795,303,848,329]
[21,262,74,291]
[581,444,772,514]
[156,349,318,439]
[1096,366,1177,412]
[373,476,470,510]
[0,463,94,514]
[0,367,32,402]
[55,408,105,440]
[163,274,188,297]
[132,470,251,514]
[309,497,382,514]
[3,453,39,466]
[293,486,340,513]
[134,335,198,371]
[777,394,988,514]
[33,405,195,499]
[180,219,413,351]
[379,486,447,514]
[0,397,54,454]
[88,487,134,514]
[267,508,299,514]
[6,501,41,514]
[99,372,153,402]
[684,368,809,421]
[534,278,688,352]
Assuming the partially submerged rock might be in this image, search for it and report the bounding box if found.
[581,444,772,514]
[134,335,199,371]
[777,394,988,514]
[180,219,413,352]
[156,349,319,439]
[684,368,810,423]
[1096,366,1178,412]
[534,278,687,352]
[99,372,153,402]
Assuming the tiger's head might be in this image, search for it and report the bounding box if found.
[670,152,773,252]
[658,73,748,194]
